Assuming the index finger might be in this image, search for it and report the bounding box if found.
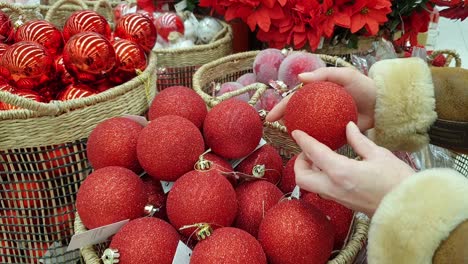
[298,67,360,86]
[265,93,291,122]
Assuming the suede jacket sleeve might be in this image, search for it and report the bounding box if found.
[366,58,468,264]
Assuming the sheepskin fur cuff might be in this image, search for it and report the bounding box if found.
[367,169,468,264]
[368,58,437,152]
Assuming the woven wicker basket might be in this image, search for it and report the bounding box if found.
[190,50,369,264]
[0,1,157,263]
[154,18,233,91]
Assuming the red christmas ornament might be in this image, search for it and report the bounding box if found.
[62,10,112,42]
[1,89,45,110]
[137,115,205,181]
[57,83,97,101]
[203,99,263,159]
[0,210,38,233]
[191,227,267,264]
[62,32,116,83]
[302,192,354,249]
[86,117,144,173]
[258,199,335,264]
[93,78,115,92]
[76,166,147,229]
[0,41,54,90]
[3,180,46,208]
[54,55,74,86]
[45,204,75,240]
[114,13,157,52]
[15,20,64,56]
[284,82,358,150]
[279,154,298,193]
[154,12,184,41]
[0,239,19,263]
[0,43,9,57]
[0,82,14,110]
[236,144,283,184]
[166,169,238,237]
[36,144,75,177]
[142,176,167,219]
[110,39,147,84]
[0,11,13,43]
[109,217,180,264]
[148,86,207,129]
[235,181,283,237]
[196,152,237,187]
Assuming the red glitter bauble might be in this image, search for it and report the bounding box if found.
[114,13,157,52]
[166,169,237,237]
[0,43,9,57]
[137,115,204,181]
[76,166,147,229]
[1,89,45,110]
[62,32,116,83]
[54,55,74,86]
[279,154,298,193]
[203,153,237,186]
[57,83,97,101]
[234,181,283,237]
[284,82,357,150]
[191,227,267,264]
[203,99,263,159]
[110,39,147,84]
[109,217,179,264]
[236,144,283,185]
[302,192,354,249]
[0,41,54,90]
[147,86,207,129]
[15,20,64,56]
[86,117,143,173]
[258,199,334,264]
[142,176,167,219]
[62,10,112,42]
[154,12,184,41]
[0,11,13,43]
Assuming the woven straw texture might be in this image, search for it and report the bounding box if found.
[155,18,233,90]
[191,50,368,264]
[0,1,157,263]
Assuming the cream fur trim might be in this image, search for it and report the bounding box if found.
[368,169,468,264]
[368,58,437,152]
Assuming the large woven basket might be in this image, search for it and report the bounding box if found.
[154,18,233,91]
[190,51,369,264]
[0,1,157,263]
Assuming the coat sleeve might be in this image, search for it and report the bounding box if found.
[367,58,437,152]
[367,169,468,264]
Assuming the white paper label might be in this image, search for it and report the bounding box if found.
[122,114,149,127]
[161,181,175,194]
[172,241,192,264]
[67,219,129,251]
[174,0,188,13]
[291,185,301,199]
[40,242,81,264]
[230,138,267,168]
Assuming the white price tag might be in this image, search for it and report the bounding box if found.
[174,0,188,13]
[122,114,149,127]
[161,181,175,194]
[66,219,129,251]
[230,138,267,168]
[172,241,192,264]
[291,185,301,199]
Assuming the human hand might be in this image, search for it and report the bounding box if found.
[292,122,415,216]
[266,67,377,131]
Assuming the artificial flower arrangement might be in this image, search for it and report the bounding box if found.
[194,0,467,51]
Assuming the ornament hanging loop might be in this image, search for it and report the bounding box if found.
[194,149,213,171]
[180,223,213,241]
[102,248,120,264]
[144,204,160,217]
[252,164,265,178]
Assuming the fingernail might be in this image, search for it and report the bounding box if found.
[347,121,358,130]
[291,130,298,138]
[298,72,313,79]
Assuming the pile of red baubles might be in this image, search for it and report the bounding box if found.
[0,10,157,110]
[76,85,355,264]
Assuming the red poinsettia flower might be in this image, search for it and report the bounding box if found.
[315,0,351,38]
[349,0,392,35]
[395,5,433,47]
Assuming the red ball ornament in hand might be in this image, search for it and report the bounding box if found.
[15,20,64,56]
[62,10,112,42]
[110,39,147,84]
[0,41,54,90]
[114,13,157,52]
[154,12,184,42]
[62,32,116,83]
[0,11,13,43]
[57,83,97,101]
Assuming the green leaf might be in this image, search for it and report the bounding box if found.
[347,34,359,49]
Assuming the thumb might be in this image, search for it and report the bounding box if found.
[346,121,378,159]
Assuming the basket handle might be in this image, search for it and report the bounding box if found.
[44,0,88,22]
[428,49,462,67]
[0,2,25,17]
[0,91,60,115]
[92,0,114,23]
